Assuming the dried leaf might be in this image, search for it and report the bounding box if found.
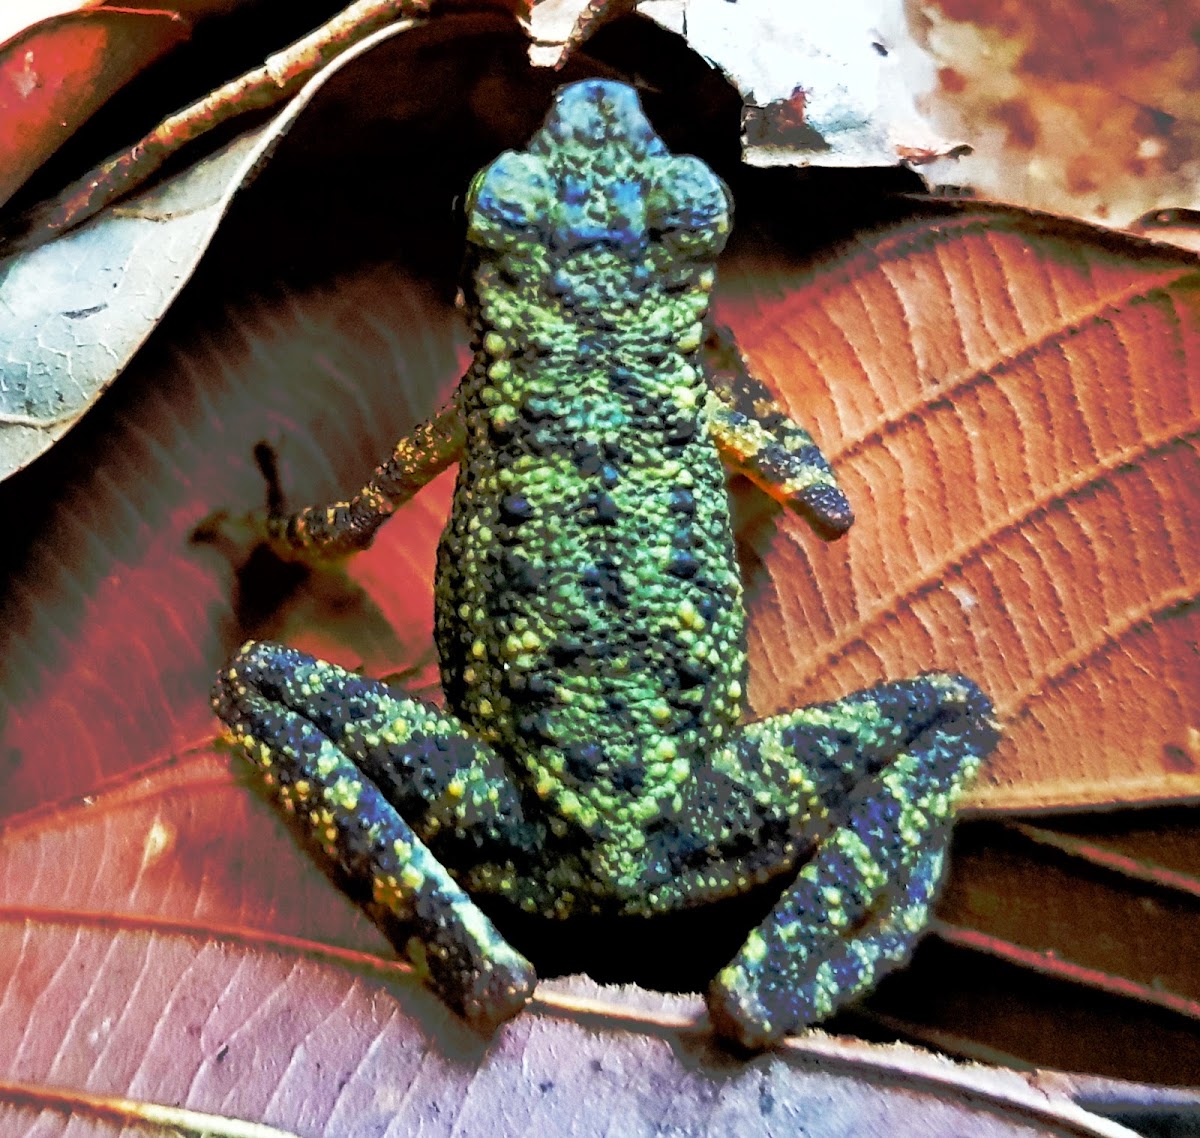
[7,1,461,253]
[2,27,1198,1122]
[0,13,516,480]
[559,0,962,168]
[915,0,1200,235]
[546,0,1200,246]
[0,765,1141,1136]
[715,206,1200,811]
[889,813,1200,1080]
[0,7,191,209]
[0,126,284,480]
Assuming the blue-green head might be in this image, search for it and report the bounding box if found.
[466,80,731,284]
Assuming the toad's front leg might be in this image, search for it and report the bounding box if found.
[212,640,539,1031]
[703,326,854,540]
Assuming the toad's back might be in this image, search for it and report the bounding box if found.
[434,81,743,835]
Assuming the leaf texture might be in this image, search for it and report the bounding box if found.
[1,265,462,819]
[1,27,1199,1123]
[0,14,523,479]
[0,768,1142,1137]
[716,208,1200,810]
[0,8,190,209]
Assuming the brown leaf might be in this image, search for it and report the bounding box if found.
[0,8,191,209]
[0,13,525,480]
[0,763,1142,1136]
[1,29,1198,1119]
[877,812,1200,1081]
[715,206,1200,811]
[914,0,1200,234]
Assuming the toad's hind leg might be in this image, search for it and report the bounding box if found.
[212,640,538,1031]
[707,673,997,1049]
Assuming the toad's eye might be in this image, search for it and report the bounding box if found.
[466,152,553,252]
[644,156,732,258]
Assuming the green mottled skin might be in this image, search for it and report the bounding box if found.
[212,81,998,1048]
[442,90,742,870]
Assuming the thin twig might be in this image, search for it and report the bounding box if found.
[557,0,636,68]
[0,1080,301,1138]
[1,0,433,254]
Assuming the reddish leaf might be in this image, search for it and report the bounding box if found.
[2,265,463,816]
[1,25,1198,1122]
[715,209,1200,811]
[0,7,191,208]
[0,763,1142,1134]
